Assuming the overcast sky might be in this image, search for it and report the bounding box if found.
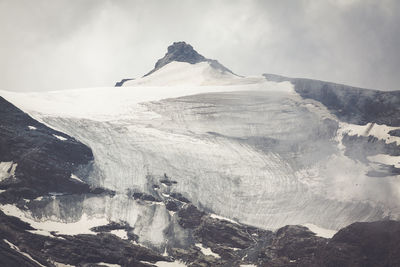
[0,0,399,91]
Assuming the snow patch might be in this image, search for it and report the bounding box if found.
[368,154,400,169]
[52,262,75,267]
[0,204,108,236]
[195,243,220,258]
[141,260,187,267]
[110,229,128,240]
[338,122,400,146]
[70,174,84,183]
[28,125,37,130]
[94,263,120,267]
[34,196,44,201]
[0,161,17,182]
[53,134,67,141]
[303,223,337,238]
[210,213,239,225]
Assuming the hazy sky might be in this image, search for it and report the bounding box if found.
[0,0,399,91]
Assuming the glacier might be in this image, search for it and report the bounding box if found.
[1,58,399,253]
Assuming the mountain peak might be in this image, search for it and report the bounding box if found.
[143,41,234,77]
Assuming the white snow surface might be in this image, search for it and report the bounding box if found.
[123,61,264,87]
[210,213,239,225]
[303,223,337,238]
[110,229,128,240]
[70,173,84,183]
[140,260,187,267]
[195,243,220,258]
[0,161,17,182]
[53,134,67,141]
[0,62,292,121]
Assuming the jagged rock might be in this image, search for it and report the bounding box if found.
[132,192,161,202]
[318,221,400,267]
[169,192,190,203]
[144,41,235,77]
[178,204,205,228]
[115,78,134,87]
[0,97,94,202]
[160,179,178,186]
[165,200,179,212]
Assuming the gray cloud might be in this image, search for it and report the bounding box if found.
[0,0,399,91]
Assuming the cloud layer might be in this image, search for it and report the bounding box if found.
[0,0,399,91]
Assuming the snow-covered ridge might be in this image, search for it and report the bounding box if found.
[0,78,293,121]
[123,61,264,87]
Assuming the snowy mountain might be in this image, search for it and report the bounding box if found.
[0,41,400,266]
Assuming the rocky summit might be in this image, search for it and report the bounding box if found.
[143,41,235,77]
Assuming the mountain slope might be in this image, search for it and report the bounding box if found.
[0,42,400,266]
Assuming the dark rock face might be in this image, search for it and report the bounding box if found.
[318,221,400,267]
[389,129,400,137]
[115,78,134,87]
[0,210,169,267]
[0,96,94,202]
[263,74,400,127]
[177,204,205,228]
[132,192,161,202]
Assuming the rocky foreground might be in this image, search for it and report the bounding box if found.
[1,197,400,267]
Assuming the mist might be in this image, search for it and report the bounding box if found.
[0,0,399,91]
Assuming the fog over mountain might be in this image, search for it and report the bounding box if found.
[0,0,400,92]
